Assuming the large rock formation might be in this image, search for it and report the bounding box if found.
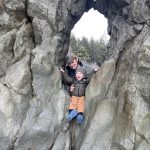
[0,0,150,149]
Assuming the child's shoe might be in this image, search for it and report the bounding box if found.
[67,109,78,122]
[77,114,84,124]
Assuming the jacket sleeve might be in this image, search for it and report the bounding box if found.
[87,70,96,83]
[61,72,73,85]
[81,61,94,76]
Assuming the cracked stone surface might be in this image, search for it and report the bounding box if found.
[0,0,150,150]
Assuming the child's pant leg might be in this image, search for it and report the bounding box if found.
[77,96,85,113]
[69,96,78,110]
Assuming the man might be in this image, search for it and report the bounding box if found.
[61,53,99,124]
[65,53,95,79]
[62,53,96,93]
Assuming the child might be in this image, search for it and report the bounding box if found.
[60,67,92,124]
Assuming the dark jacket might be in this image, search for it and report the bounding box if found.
[61,72,91,97]
[62,60,95,93]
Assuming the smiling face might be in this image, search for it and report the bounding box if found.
[68,58,78,69]
[76,71,84,80]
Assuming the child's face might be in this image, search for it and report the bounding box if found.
[76,71,84,80]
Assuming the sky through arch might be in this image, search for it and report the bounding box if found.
[71,8,109,41]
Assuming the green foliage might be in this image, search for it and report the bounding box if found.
[70,34,109,66]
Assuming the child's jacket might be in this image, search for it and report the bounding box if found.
[61,72,91,97]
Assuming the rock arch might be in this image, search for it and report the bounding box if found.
[0,0,150,149]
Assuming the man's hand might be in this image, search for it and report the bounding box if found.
[70,84,75,92]
[94,67,100,72]
[59,67,65,72]
[92,63,100,72]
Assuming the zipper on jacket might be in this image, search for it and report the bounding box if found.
[77,81,79,96]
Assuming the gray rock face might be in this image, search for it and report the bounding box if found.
[0,0,150,150]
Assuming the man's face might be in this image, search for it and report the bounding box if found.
[68,58,78,69]
[76,71,84,80]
